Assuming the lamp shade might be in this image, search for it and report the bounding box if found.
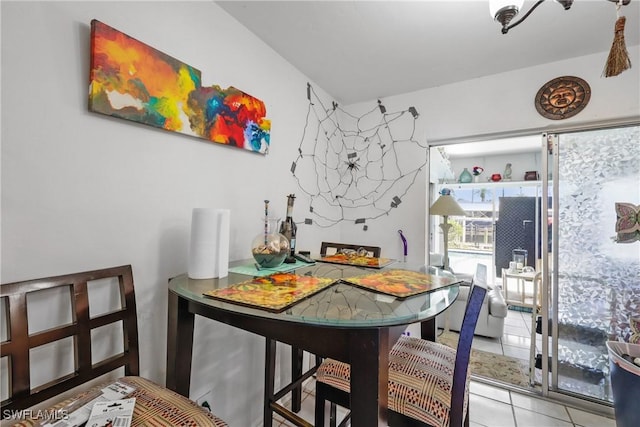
[430,195,466,217]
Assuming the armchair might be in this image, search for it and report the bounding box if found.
[429,254,507,339]
[438,280,508,339]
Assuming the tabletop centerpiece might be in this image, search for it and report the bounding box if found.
[251,200,290,268]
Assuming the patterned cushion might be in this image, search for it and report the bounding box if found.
[316,335,469,427]
[10,376,228,427]
[316,358,352,393]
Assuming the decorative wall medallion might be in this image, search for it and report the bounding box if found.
[535,76,591,120]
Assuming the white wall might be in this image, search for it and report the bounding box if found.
[342,46,639,264]
[1,1,338,424]
[2,1,639,425]
[419,49,640,143]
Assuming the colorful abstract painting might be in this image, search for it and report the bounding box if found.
[88,20,270,153]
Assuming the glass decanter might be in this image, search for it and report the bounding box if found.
[251,217,290,268]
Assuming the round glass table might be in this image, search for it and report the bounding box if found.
[166,261,460,426]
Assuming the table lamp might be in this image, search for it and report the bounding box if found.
[430,190,466,271]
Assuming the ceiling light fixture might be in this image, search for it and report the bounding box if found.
[490,0,631,34]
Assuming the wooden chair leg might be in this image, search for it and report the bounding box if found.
[264,338,276,427]
[291,346,304,412]
[337,412,351,427]
[329,402,337,427]
[314,383,326,426]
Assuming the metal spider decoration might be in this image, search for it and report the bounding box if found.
[290,83,426,229]
[345,159,360,172]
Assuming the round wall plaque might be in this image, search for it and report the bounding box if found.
[535,76,591,120]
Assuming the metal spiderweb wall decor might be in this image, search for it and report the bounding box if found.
[291,83,426,229]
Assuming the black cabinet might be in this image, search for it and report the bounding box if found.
[495,197,537,276]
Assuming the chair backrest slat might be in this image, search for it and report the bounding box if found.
[319,242,381,257]
[1,265,139,414]
[450,263,488,427]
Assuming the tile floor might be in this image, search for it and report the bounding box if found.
[475,305,534,363]
[475,305,613,401]
[272,378,616,427]
[272,309,618,427]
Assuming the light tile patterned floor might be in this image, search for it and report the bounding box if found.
[273,379,616,427]
[273,309,617,427]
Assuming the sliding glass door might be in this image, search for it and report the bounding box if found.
[428,125,638,411]
[541,125,640,405]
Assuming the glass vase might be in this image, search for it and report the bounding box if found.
[251,217,290,268]
[459,167,473,183]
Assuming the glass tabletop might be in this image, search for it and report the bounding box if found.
[168,260,461,328]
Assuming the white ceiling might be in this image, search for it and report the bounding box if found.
[217,0,639,105]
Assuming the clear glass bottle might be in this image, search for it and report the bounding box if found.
[280,194,297,263]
